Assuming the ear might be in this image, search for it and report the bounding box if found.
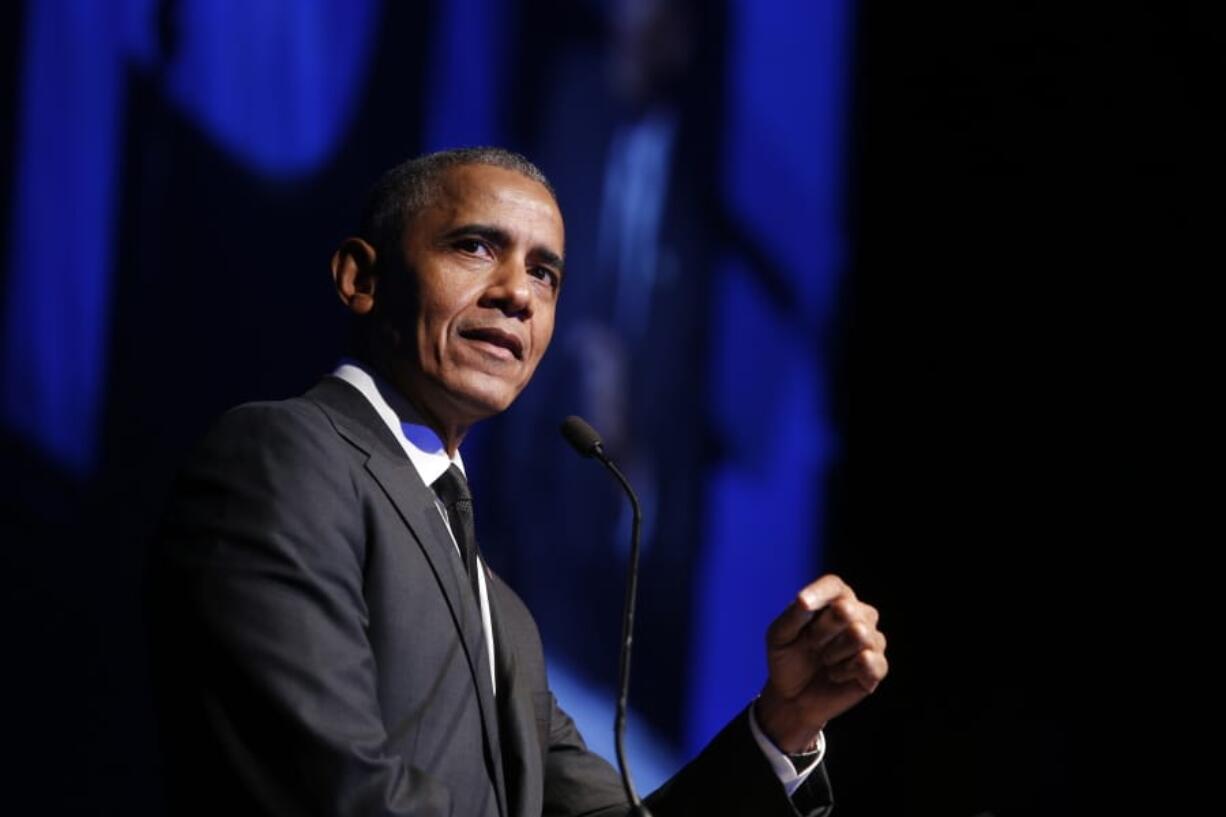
[330,237,378,316]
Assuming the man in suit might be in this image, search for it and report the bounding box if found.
[156,148,888,816]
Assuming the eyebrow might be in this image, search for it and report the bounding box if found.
[441,223,566,278]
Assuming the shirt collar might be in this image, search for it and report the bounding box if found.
[331,359,465,488]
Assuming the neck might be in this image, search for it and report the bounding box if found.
[363,351,469,457]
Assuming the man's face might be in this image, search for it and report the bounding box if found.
[382,164,564,432]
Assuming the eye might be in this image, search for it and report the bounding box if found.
[531,266,560,289]
[455,237,492,257]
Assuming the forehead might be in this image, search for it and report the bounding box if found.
[414,164,564,248]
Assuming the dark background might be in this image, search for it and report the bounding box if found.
[2,1,1210,814]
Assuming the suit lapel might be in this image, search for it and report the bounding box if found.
[305,377,509,817]
[488,579,545,817]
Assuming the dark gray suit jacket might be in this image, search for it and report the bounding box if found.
[156,376,833,816]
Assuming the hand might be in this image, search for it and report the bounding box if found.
[755,575,888,753]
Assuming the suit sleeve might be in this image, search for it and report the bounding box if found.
[644,708,833,817]
[156,402,451,816]
[539,695,833,817]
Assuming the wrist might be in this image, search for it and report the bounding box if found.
[755,689,826,755]
[785,740,822,774]
[787,736,822,756]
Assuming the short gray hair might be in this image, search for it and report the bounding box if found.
[359,147,555,257]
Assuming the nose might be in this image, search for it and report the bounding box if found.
[479,259,533,319]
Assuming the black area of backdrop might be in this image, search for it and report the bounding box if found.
[1,2,1211,814]
[825,4,1207,816]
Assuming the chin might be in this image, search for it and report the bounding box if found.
[445,377,526,422]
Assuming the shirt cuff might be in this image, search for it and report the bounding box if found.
[746,703,826,797]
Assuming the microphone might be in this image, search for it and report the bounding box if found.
[560,415,604,459]
[560,416,652,817]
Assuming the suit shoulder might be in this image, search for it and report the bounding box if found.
[209,393,333,437]
[163,393,365,557]
[172,393,363,512]
[192,394,348,460]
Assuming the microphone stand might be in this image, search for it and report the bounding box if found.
[561,417,653,817]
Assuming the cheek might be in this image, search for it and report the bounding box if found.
[534,315,556,357]
[414,294,459,341]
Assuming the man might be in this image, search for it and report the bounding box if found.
[156,148,887,816]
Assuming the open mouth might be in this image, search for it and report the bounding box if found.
[459,326,524,360]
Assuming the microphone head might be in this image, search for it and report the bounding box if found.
[560,415,604,458]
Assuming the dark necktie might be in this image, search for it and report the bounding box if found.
[432,464,482,612]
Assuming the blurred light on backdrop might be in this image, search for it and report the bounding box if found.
[3,0,378,475]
